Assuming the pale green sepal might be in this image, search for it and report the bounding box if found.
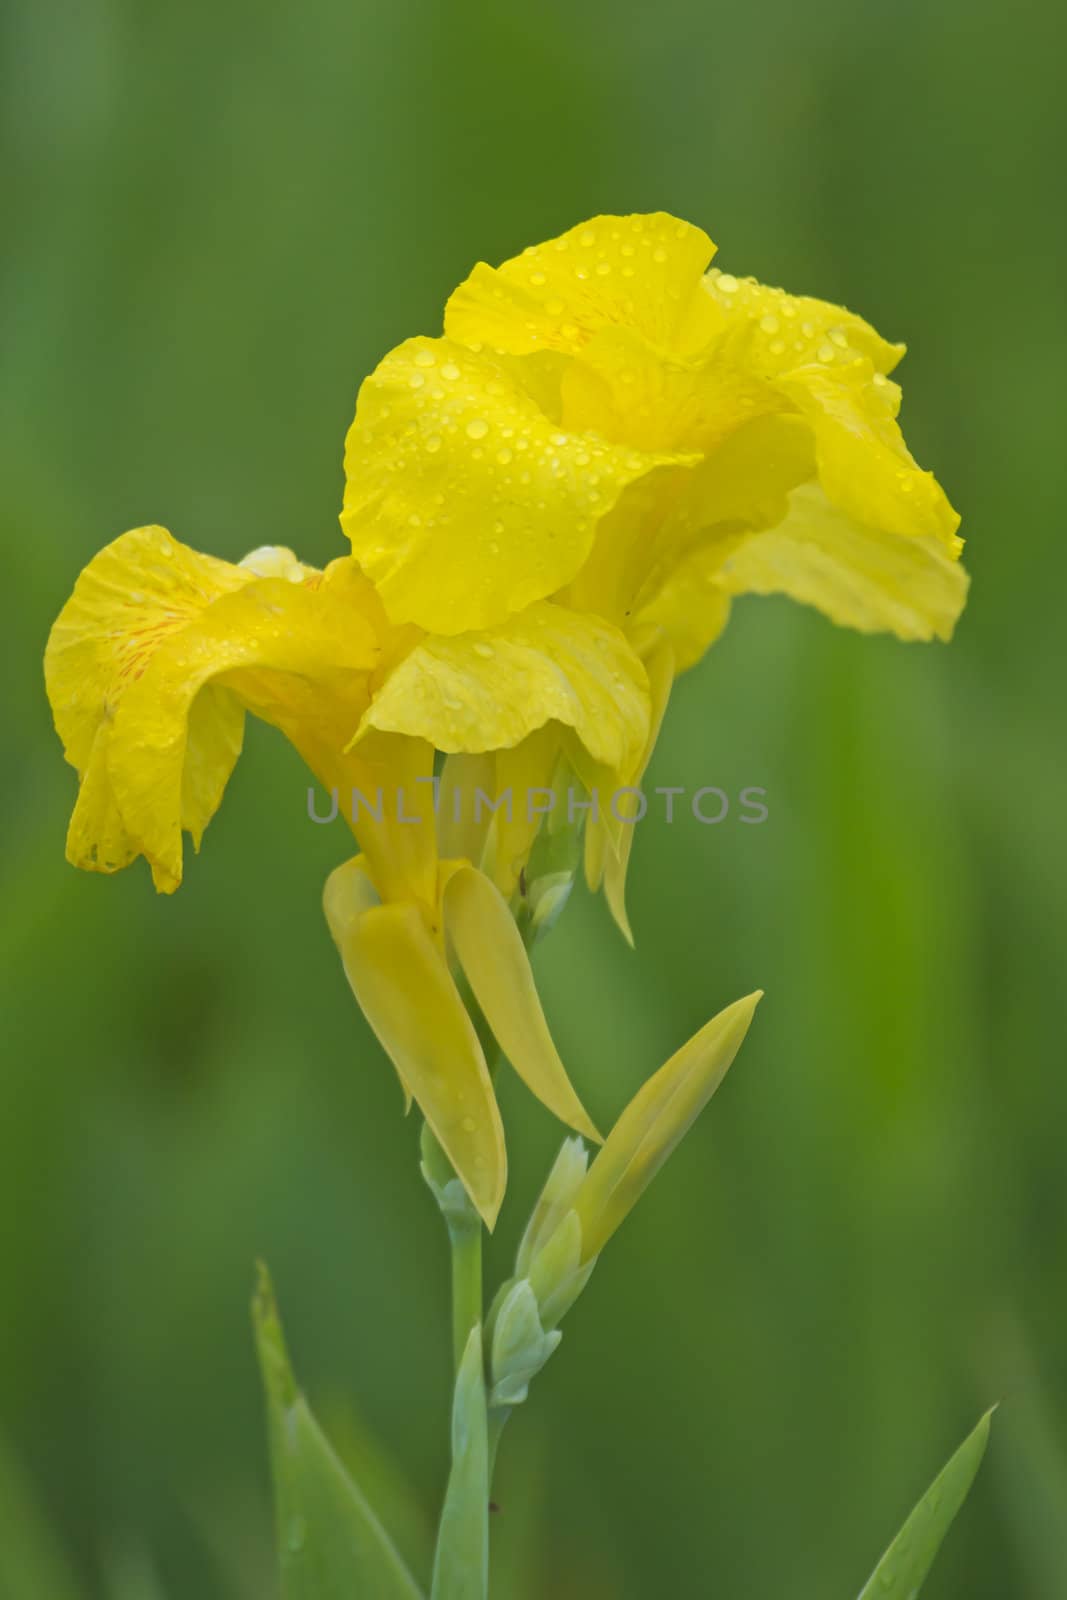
[526,870,574,941]
[431,1327,490,1600]
[857,1409,994,1600]
[252,1264,425,1600]
[489,1280,563,1407]
[526,1209,597,1330]
[515,1137,589,1277]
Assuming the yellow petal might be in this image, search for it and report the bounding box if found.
[703,268,904,377]
[436,752,498,868]
[485,726,561,898]
[324,881,506,1227]
[443,866,600,1144]
[340,731,440,917]
[632,418,812,668]
[341,334,680,634]
[600,637,675,944]
[719,481,969,641]
[560,324,775,455]
[445,213,724,359]
[52,534,381,892]
[572,992,762,1260]
[358,601,650,777]
[776,360,961,550]
[45,525,250,775]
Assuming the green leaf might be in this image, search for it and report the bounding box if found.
[252,1263,425,1600]
[857,1409,994,1599]
[0,1433,85,1600]
[431,1327,489,1600]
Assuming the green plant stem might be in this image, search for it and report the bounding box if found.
[448,1214,483,1376]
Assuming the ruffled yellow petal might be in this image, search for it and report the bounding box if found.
[718,481,969,641]
[357,601,650,777]
[559,325,775,455]
[324,865,506,1227]
[106,563,379,890]
[775,360,961,550]
[703,268,904,377]
[568,414,814,663]
[341,334,682,634]
[445,213,724,359]
[47,529,383,892]
[45,525,250,773]
[443,865,600,1143]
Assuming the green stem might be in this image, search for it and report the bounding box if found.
[448,1214,483,1376]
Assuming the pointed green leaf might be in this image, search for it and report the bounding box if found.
[431,1327,489,1600]
[857,1410,994,1599]
[252,1264,424,1600]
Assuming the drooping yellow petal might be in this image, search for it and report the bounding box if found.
[338,731,440,917]
[443,866,600,1144]
[47,529,383,893]
[487,725,561,897]
[571,993,762,1261]
[436,752,498,869]
[341,334,684,634]
[324,876,506,1227]
[445,213,724,360]
[775,360,961,551]
[600,637,675,945]
[45,525,250,774]
[357,601,650,778]
[718,481,969,641]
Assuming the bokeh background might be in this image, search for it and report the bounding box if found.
[3,0,1066,1595]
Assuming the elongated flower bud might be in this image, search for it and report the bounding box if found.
[571,991,762,1261]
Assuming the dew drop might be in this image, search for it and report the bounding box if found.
[408,372,425,389]
[530,270,546,286]
[425,434,442,453]
[413,347,436,367]
[759,314,780,334]
[496,448,513,464]
[441,362,461,381]
[717,273,739,293]
[652,246,668,263]
[466,418,489,440]
[473,641,494,658]
[817,342,835,362]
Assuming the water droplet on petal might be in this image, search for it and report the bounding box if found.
[466,418,489,440]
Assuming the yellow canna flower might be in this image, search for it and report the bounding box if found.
[341,211,968,935]
[45,525,651,1222]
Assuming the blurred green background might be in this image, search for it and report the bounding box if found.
[3,0,1065,1594]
